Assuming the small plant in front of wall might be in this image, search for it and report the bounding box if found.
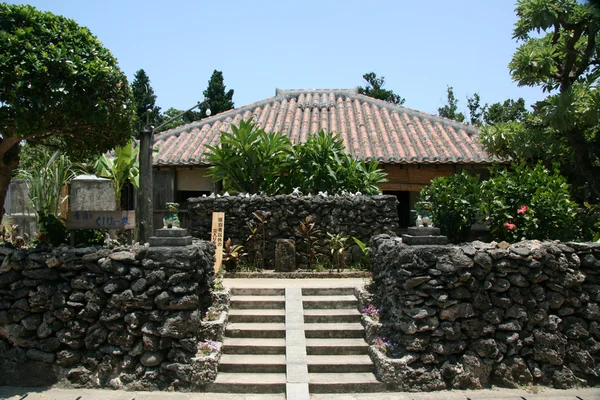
[222,239,247,272]
[362,304,380,322]
[327,232,348,272]
[296,216,322,269]
[372,337,398,358]
[352,237,370,269]
[213,272,224,291]
[246,211,267,270]
[198,339,219,356]
[204,304,225,321]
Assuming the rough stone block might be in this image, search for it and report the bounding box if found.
[148,236,193,247]
[275,239,296,272]
[402,234,448,245]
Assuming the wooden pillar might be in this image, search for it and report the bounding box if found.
[137,128,153,244]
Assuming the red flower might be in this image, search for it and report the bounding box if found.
[504,222,516,230]
[517,205,528,214]
[38,233,47,241]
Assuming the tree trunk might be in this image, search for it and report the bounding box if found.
[0,165,13,217]
[565,129,600,201]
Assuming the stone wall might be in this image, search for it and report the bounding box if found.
[369,235,600,390]
[0,242,215,390]
[188,194,399,268]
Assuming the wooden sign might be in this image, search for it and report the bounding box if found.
[66,210,136,230]
[211,212,225,271]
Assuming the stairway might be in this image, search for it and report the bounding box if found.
[302,287,385,394]
[209,288,287,393]
[210,285,384,396]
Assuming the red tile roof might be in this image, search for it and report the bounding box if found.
[153,88,497,167]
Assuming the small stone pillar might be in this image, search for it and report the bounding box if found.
[275,239,296,272]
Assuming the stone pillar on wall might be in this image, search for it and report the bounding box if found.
[70,175,117,211]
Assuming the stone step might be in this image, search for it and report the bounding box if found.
[222,338,286,355]
[228,309,286,323]
[304,308,361,323]
[308,372,386,393]
[306,354,374,373]
[304,323,364,339]
[230,295,285,309]
[302,295,357,309]
[302,287,355,296]
[209,372,286,393]
[305,338,369,355]
[230,288,285,296]
[226,322,286,338]
[219,354,286,373]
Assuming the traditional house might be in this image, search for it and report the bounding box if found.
[152,88,497,229]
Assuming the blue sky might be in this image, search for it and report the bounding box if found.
[9,0,546,117]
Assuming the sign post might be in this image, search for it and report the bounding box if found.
[211,212,225,271]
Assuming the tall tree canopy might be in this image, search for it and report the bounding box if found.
[438,86,465,122]
[200,70,234,118]
[358,72,405,105]
[0,4,133,211]
[482,0,600,200]
[131,69,161,131]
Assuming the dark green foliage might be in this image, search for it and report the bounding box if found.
[76,229,105,246]
[156,107,186,132]
[205,119,292,194]
[418,171,482,243]
[0,4,133,210]
[286,131,387,195]
[131,69,161,131]
[438,86,465,122]
[201,70,234,117]
[483,98,528,125]
[205,119,387,195]
[485,0,600,199]
[358,72,405,105]
[38,214,69,246]
[222,238,247,272]
[467,93,483,127]
[480,163,579,242]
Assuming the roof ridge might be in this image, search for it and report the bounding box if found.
[154,88,480,142]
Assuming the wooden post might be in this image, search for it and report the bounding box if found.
[137,128,153,244]
[211,212,225,271]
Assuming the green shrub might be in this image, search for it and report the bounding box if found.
[480,162,579,242]
[417,171,482,243]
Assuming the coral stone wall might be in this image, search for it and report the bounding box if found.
[188,194,399,268]
[0,242,215,390]
[369,235,600,390]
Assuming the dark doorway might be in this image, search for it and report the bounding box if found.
[383,191,411,229]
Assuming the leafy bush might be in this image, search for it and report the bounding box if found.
[417,171,482,243]
[205,119,387,195]
[480,162,579,242]
[38,214,69,246]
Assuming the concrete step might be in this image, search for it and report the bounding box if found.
[222,338,286,355]
[304,323,364,339]
[302,295,357,309]
[230,288,285,296]
[209,372,286,393]
[304,308,361,323]
[226,322,285,338]
[228,309,285,323]
[230,295,285,309]
[308,372,386,393]
[302,287,355,296]
[219,354,286,373]
[305,338,369,355]
[307,355,374,373]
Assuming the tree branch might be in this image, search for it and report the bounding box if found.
[574,26,598,79]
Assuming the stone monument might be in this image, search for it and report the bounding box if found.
[148,202,193,246]
[402,202,448,245]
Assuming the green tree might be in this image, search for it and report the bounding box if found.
[483,0,600,199]
[358,72,405,105]
[483,98,528,125]
[438,86,465,122]
[131,69,161,131]
[0,4,133,213]
[200,70,234,118]
[205,119,291,194]
[94,139,139,209]
[466,93,483,126]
